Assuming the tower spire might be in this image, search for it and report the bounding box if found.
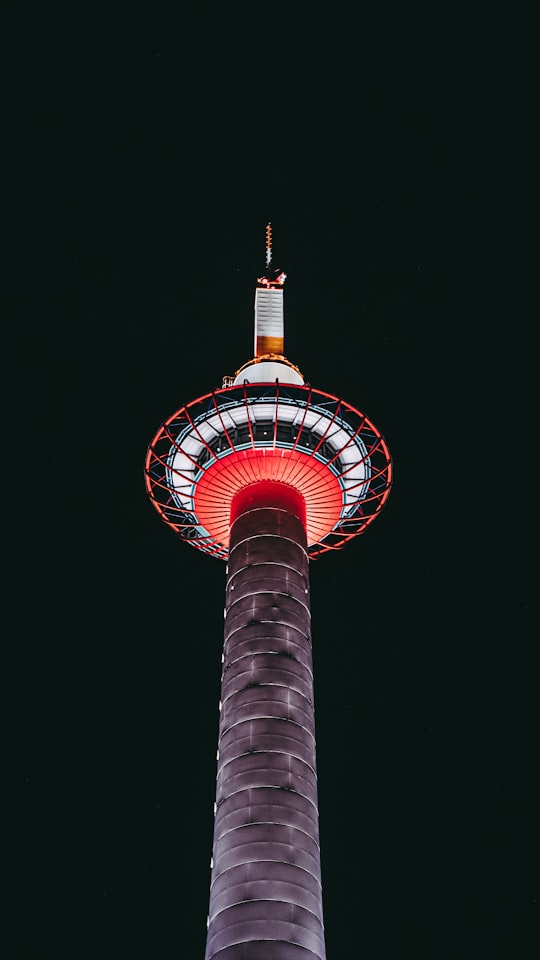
[265,221,272,269]
[254,222,287,359]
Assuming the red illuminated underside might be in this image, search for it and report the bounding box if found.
[194,448,342,550]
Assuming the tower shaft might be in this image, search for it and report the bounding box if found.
[205,483,326,960]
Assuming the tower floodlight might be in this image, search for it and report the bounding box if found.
[145,229,392,960]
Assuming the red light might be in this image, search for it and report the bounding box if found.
[230,481,307,530]
[194,448,342,549]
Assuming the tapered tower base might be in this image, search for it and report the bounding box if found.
[205,482,326,960]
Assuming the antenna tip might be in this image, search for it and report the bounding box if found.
[265,223,272,268]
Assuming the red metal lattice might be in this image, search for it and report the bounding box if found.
[145,382,392,559]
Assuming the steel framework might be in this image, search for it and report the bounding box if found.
[145,383,392,560]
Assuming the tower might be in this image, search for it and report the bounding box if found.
[145,227,392,959]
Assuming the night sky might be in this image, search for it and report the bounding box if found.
[11,10,536,959]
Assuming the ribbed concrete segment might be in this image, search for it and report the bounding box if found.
[205,495,326,960]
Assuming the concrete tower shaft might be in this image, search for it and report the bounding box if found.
[205,482,326,960]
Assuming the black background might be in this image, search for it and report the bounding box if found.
[10,8,537,958]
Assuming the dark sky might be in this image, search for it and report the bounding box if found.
[11,10,537,959]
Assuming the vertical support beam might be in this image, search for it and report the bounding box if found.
[204,482,326,960]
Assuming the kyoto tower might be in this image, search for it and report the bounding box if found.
[145,225,392,960]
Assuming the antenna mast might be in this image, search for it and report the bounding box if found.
[265,222,272,269]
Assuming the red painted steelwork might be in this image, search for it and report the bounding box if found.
[194,448,341,550]
[145,381,392,558]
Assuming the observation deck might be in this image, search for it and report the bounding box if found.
[145,381,392,560]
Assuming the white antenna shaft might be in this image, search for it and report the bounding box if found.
[265,222,272,268]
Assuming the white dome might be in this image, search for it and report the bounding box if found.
[233,360,304,386]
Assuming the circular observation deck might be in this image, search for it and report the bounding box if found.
[145,382,392,560]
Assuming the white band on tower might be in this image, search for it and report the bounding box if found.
[254,286,284,356]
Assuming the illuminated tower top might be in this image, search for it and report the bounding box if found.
[145,226,392,559]
[237,221,300,386]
